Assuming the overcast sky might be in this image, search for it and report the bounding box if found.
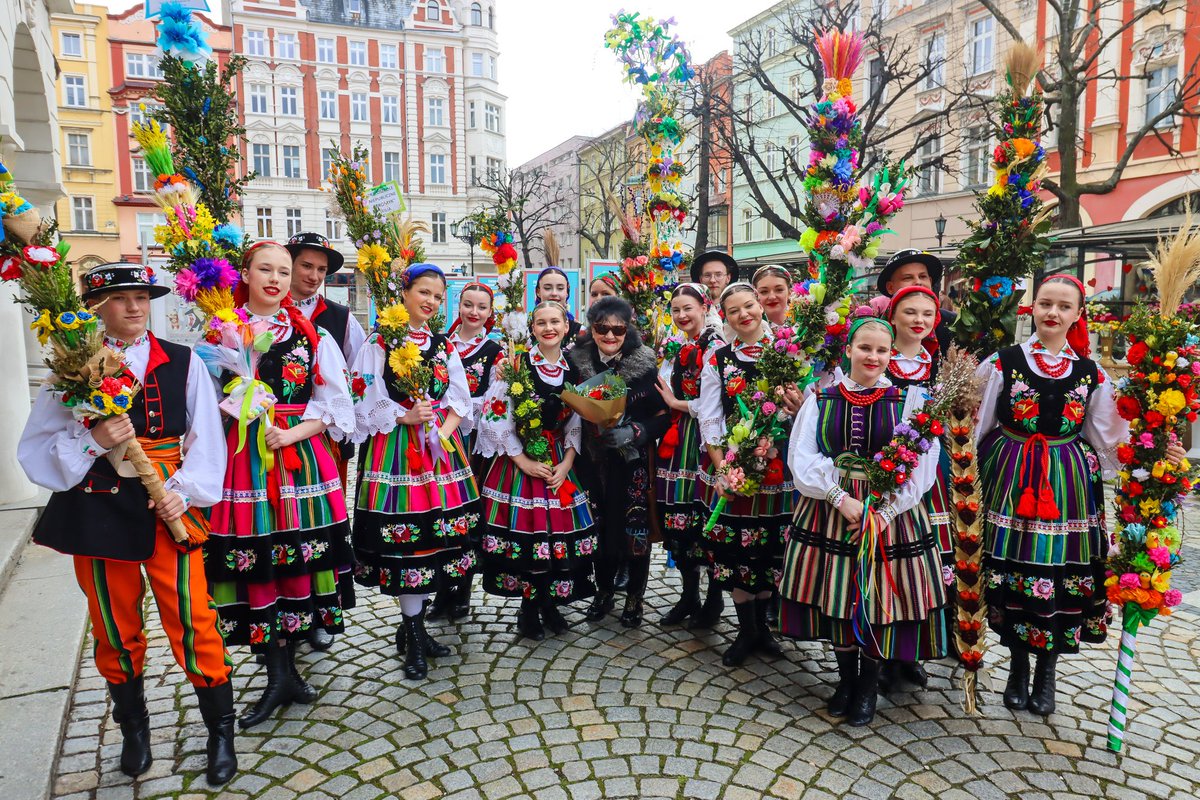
[96,0,779,164]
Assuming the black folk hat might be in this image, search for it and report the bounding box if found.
[286,231,346,275]
[690,250,739,283]
[82,262,170,300]
[876,249,944,296]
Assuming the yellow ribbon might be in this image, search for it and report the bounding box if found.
[223,376,276,472]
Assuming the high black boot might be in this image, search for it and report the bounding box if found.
[449,576,472,620]
[518,597,545,641]
[691,581,725,629]
[239,644,298,729]
[107,676,152,777]
[306,626,334,651]
[426,586,453,621]
[619,556,650,628]
[721,600,759,667]
[765,593,780,628]
[1003,649,1031,710]
[585,590,616,621]
[394,622,407,655]
[877,660,897,694]
[829,649,859,717]
[613,560,630,592]
[194,683,238,786]
[535,575,569,635]
[848,656,881,727]
[1027,652,1059,716]
[899,661,929,688]
[661,568,701,625]
[401,613,429,680]
[755,596,783,657]
[286,641,318,704]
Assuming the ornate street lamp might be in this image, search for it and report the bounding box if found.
[450,218,477,274]
[934,213,947,248]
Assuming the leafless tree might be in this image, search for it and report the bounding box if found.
[472,166,570,271]
[979,0,1200,228]
[575,129,639,259]
[682,54,732,255]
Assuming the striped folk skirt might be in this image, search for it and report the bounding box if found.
[478,444,597,603]
[779,468,950,661]
[655,413,707,571]
[352,415,480,596]
[205,408,355,647]
[979,427,1110,654]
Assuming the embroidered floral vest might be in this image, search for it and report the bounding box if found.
[459,337,503,399]
[383,333,452,405]
[672,331,716,402]
[996,345,1099,437]
[712,344,761,420]
[814,387,905,459]
[255,326,318,405]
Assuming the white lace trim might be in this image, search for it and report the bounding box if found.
[700,418,726,446]
[355,397,405,443]
[305,394,356,442]
[474,423,525,458]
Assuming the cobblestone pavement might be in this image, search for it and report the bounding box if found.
[49,547,1200,800]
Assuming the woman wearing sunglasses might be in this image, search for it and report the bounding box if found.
[569,297,669,626]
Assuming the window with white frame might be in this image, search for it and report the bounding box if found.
[246,30,266,57]
[468,155,478,184]
[789,73,803,104]
[425,47,445,73]
[426,0,441,21]
[427,97,445,126]
[277,32,298,59]
[321,148,337,181]
[255,207,273,239]
[484,102,501,133]
[969,16,994,76]
[132,156,153,192]
[136,212,165,246]
[249,84,269,114]
[347,0,362,15]
[1145,64,1179,127]
[963,125,990,188]
[279,86,298,116]
[765,94,777,117]
[71,197,94,230]
[486,157,502,177]
[67,132,90,166]
[923,32,945,90]
[471,3,483,25]
[431,211,447,243]
[742,208,754,242]
[129,103,162,127]
[61,32,82,58]
[765,148,777,174]
[468,101,476,128]
[319,89,337,120]
[488,6,494,28]
[64,75,86,107]
[317,37,335,63]
[788,134,802,160]
[325,213,343,241]
[351,92,368,121]
[126,53,162,79]
[766,28,777,57]
[489,56,497,80]
[252,143,271,177]
[428,153,446,184]
[282,145,301,178]
[471,53,484,76]
[382,95,399,124]
[349,41,367,66]
[383,151,402,182]
[916,134,942,194]
[379,43,398,69]
[285,208,303,238]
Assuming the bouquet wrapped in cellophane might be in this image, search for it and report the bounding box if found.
[196,315,278,468]
[562,371,629,429]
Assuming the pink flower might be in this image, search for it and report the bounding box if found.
[174,268,200,301]
[1164,589,1183,607]
[838,224,863,251]
[1119,573,1141,589]
[635,255,648,266]
[1138,432,1156,448]
[1031,578,1054,599]
[761,401,777,415]
[1148,546,1172,569]
[786,344,799,355]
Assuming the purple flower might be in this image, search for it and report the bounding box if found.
[191,257,237,291]
[917,439,931,453]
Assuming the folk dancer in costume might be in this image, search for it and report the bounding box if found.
[876,249,956,355]
[691,250,738,331]
[752,264,793,328]
[286,231,366,653]
[587,273,620,306]
[428,281,504,622]
[572,297,670,627]
[781,317,950,727]
[654,284,725,628]
[475,301,597,640]
[535,267,583,347]
[349,263,479,681]
[975,275,1185,715]
[696,283,798,666]
[204,242,357,729]
[19,262,236,784]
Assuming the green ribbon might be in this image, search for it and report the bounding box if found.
[1121,602,1159,635]
[223,376,275,472]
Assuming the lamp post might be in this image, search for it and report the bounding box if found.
[450,218,477,275]
[934,213,947,248]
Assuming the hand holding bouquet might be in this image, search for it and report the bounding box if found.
[562,371,629,429]
[705,386,789,532]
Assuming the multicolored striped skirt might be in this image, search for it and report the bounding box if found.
[655,413,706,571]
[353,414,480,596]
[779,467,950,661]
[930,454,954,582]
[205,406,354,648]
[979,427,1110,654]
[478,444,597,603]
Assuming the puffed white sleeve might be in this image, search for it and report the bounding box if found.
[444,348,473,421]
[343,312,368,368]
[350,333,403,443]
[17,386,108,492]
[163,352,228,509]
[787,393,842,500]
[697,357,727,446]
[1082,367,1129,478]
[877,388,942,524]
[303,331,356,441]
[473,373,525,458]
[973,354,1004,443]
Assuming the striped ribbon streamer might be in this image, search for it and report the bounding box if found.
[1107,604,1160,753]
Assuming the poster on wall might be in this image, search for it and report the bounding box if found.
[443,275,502,330]
[524,268,581,318]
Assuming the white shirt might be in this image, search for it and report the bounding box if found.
[295,293,367,368]
[474,347,582,459]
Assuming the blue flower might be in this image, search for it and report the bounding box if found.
[212,223,243,247]
[1123,523,1147,544]
[156,2,213,64]
[981,276,1014,306]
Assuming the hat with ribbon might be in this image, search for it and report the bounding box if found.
[285,231,345,275]
[82,262,170,300]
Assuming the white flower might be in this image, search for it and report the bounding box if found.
[496,270,520,290]
[501,312,529,340]
[1132,468,1151,481]
[825,309,841,325]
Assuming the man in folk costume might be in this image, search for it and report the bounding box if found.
[876,249,958,355]
[18,263,236,786]
[286,231,366,652]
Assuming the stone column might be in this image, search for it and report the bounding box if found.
[0,282,35,503]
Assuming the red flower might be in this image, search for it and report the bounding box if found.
[764,458,784,485]
[929,420,944,436]
[681,377,699,398]
[433,363,449,384]
[1063,400,1085,424]
[488,399,507,417]
[588,387,604,399]
[1012,398,1039,421]
[351,376,367,397]
[283,362,308,384]
[1126,482,1143,497]
[0,256,22,281]
[466,371,480,393]
[879,458,896,472]
[896,471,908,484]
[1145,410,1165,429]
[1116,444,1135,465]
[99,376,124,396]
[915,413,930,426]
[1178,374,1192,389]
[1126,341,1149,365]
[1029,629,1047,649]
[1116,396,1142,421]
[726,375,746,397]
[826,323,847,337]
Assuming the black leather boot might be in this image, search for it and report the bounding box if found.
[877,660,897,694]
[613,560,630,592]
[239,643,297,729]
[848,656,881,726]
[108,676,152,777]
[1027,652,1059,716]
[585,590,616,622]
[401,613,429,680]
[286,641,318,704]
[449,577,472,620]
[829,649,859,717]
[619,556,650,628]
[765,593,780,628]
[722,600,759,667]
[755,596,783,657]
[394,622,407,655]
[661,568,701,625]
[426,587,453,621]
[1003,649,1031,710]
[691,581,725,629]
[306,626,334,651]
[194,682,238,786]
[536,575,569,635]
[518,597,545,641]
[899,661,929,688]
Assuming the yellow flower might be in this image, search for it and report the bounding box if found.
[510,382,525,396]
[388,341,421,377]
[836,77,853,98]
[1151,571,1171,593]
[1157,388,1186,417]
[31,310,53,344]
[377,304,410,329]
[1152,461,1167,479]
[357,243,391,272]
[1138,498,1161,518]
[1147,372,1161,384]
[529,418,541,428]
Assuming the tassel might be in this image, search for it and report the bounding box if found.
[1036,489,1059,521]
[1015,486,1039,519]
[657,418,680,459]
[556,479,577,506]
[281,444,302,473]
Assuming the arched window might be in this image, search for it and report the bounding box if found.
[426,1,440,22]
[488,6,494,30]
[470,2,482,25]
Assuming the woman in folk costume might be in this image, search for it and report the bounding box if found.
[781,317,949,727]
[475,301,597,639]
[571,296,670,627]
[975,275,1183,715]
[349,263,479,681]
[752,264,792,327]
[425,282,503,622]
[19,263,236,785]
[536,266,583,347]
[588,273,620,306]
[696,283,797,666]
[204,242,356,729]
[654,283,724,628]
